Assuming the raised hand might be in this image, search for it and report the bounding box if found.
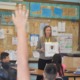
[12,4,29,29]
[12,4,30,80]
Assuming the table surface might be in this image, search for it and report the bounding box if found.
[30,68,80,77]
[12,66,80,77]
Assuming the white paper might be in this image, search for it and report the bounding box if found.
[52,26,58,36]
[32,50,40,58]
[5,50,17,60]
[58,22,65,32]
[30,34,39,46]
[12,37,17,45]
[45,42,59,57]
[0,29,5,39]
[58,33,72,53]
[62,22,66,32]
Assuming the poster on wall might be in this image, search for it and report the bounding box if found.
[1,14,14,26]
[58,33,72,53]
[5,50,17,60]
[12,37,17,45]
[30,34,39,46]
[0,29,5,39]
[52,26,58,36]
[58,22,66,32]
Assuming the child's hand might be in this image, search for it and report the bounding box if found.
[12,4,29,30]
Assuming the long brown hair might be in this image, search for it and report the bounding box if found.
[43,25,52,37]
[52,54,64,77]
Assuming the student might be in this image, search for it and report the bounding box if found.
[12,4,30,80]
[52,54,66,78]
[12,4,59,80]
[0,68,8,80]
[43,63,57,80]
[1,52,10,69]
[0,52,17,80]
[36,25,57,80]
[0,78,3,80]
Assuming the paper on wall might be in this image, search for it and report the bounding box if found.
[30,34,39,46]
[58,22,66,32]
[45,42,59,57]
[0,29,5,39]
[12,37,17,45]
[52,26,58,36]
[5,50,17,60]
[58,33,72,53]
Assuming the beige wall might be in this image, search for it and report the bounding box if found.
[62,56,80,68]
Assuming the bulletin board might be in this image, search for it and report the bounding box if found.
[0,1,29,26]
[28,19,79,55]
[0,18,79,57]
[0,1,79,58]
[30,2,79,20]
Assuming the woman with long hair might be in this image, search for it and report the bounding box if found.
[36,25,57,80]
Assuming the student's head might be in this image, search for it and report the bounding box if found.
[1,52,10,63]
[52,54,62,64]
[43,63,57,80]
[43,25,52,37]
[56,78,63,80]
[0,78,3,80]
[52,54,64,77]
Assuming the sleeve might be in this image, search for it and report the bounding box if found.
[62,64,66,72]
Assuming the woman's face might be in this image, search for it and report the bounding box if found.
[45,27,51,37]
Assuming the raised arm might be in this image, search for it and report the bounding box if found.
[12,4,30,80]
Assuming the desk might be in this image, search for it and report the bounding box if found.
[30,69,80,80]
[30,69,43,76]
[12,66,80,80]
[64,73,80,80]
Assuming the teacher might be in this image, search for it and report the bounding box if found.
[36,25,57,80]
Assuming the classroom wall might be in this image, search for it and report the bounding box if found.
[62,56,80,68]
[0,19,79,57]
[0,1,80,58]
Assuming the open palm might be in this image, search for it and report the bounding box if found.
[12,5,29,29]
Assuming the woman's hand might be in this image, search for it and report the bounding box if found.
[40,48,45,53]
[37,48,45,53]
